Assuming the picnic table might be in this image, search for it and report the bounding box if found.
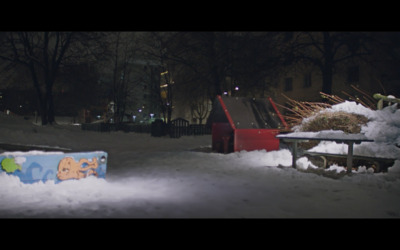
[276,131,374,174]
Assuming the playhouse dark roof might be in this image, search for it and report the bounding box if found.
[209,96,285,129]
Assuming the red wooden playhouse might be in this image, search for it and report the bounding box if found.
[210,95,288,153]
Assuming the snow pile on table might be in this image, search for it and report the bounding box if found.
[293,101,400,172]
[281,129,370,140]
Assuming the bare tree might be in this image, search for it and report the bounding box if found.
[105,32,141,123]
[0,32,74,124]
[141,32,179,125]
[152,32,284,102]
[282,32,372,95]
[0,32,107,125]
[190,93,211,124]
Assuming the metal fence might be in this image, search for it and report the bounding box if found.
[169,118,212,138]
[81,118,211,138]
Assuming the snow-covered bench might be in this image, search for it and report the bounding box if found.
[276,131,392,173]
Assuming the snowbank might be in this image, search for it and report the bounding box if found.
[0,103,400,218]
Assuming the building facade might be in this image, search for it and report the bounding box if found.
[266,32,400,112]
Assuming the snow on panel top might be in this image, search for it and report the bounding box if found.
[0,150,65,156]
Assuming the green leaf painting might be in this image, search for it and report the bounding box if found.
[1,158,22,173]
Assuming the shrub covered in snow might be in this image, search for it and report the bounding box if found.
[299,111,368,134]
[293,101,400,172]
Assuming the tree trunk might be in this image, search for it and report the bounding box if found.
[40,99,48,125]
[167,81,173,125]
[46,85,55,124]
[28,63,48,125]
[321,64,333,95]
[321,32,334,95]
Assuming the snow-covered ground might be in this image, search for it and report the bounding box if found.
[1,101,400,218]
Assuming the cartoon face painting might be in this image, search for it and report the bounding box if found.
[57,157,99,180]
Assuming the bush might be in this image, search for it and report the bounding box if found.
[298,111,369,149]
[300,111,368,134]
